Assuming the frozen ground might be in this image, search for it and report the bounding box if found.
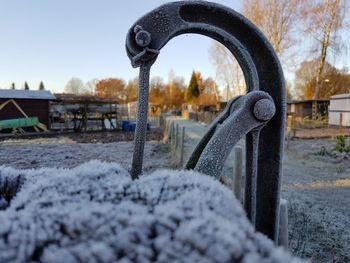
[0,137,170,173]
[283,139,350,262]
[0,125,349,262]
[164,118,350,263]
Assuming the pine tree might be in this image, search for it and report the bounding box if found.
[24,82,30,90]
[184,71,200,103]
[39,81,45,90]
[11,83,15,90]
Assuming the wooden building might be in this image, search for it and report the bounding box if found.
[0,89,55,132]
[329,93,350,127]
[50,94,118,132]
[287,100,329,120]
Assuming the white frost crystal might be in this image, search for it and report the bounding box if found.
[0,161,305,263]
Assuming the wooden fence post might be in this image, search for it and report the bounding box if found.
[339,113,343,132]
[286,115,293,150]
[278,199,288,249]
[233,146,243,202]
[179,126,185,167]
[171,122,175,150]
[175,123,179,152]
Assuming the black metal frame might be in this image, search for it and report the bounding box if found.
[126,1,285,242]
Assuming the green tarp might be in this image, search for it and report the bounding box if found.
[0,117,39,130]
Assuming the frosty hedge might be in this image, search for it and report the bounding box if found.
[0,161,305,263]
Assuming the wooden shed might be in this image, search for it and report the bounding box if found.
[287,100,329,120]
[0,89,55,132]
[50,94,117,132]
[329,93,350,127]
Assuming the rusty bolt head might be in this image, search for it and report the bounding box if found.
[134,25,152,47]
[253,98,276,121]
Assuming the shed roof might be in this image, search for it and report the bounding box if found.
[330,93,350,100]
[53,93,117,104]
[287,99,329,104]
[0,89,56,100]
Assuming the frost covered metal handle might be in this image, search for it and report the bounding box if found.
[126,1,286,242]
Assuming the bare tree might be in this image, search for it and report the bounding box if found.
[209,42,245,101]
[242,0,302,65]
[64,78,85,95]
[302,0,347,100]
[85,79,99,95]
[209,0,301,100]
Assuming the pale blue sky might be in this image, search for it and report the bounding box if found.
[0,1,348,93]
[0,0,241,92]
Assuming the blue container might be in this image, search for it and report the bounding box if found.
[122,120,130,131]
[130,122,136,132]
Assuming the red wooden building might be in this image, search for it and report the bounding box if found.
[0,89,56,131]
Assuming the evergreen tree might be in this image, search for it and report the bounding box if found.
[24,82,30,90]
[39,81,45,90]
[11,83,15,90]
[184,71,200,103]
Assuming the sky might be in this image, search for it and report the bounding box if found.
[0,1,348,94]
[0,0,241,92]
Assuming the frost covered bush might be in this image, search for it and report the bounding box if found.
[0,161,305,263]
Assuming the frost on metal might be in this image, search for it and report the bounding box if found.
[126,0,286,241]
[0,161,304,263]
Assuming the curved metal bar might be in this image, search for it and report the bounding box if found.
[185,95,242,170]
[126,1,286,242]
[194,91,274,178]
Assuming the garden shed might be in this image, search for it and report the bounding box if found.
[0,89,55,132]
[287,99,329,120]
[50,94,118,131]
[328,93,350,127]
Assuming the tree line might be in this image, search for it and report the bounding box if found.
[8,81,45,91]
[64,71,220,110]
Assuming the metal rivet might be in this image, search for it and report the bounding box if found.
[253,98,276,121]
[134,25,151,47]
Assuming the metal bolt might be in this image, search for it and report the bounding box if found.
[134,25,152,47]
[253,98,276,121]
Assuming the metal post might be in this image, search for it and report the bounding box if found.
[130,61,152,179]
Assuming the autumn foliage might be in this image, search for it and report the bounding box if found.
[295,60,350,100]
[87,71,220,111]
[95,78,126,101]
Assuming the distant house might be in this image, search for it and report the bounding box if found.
[0,89,55,131]
[287,100,329,120]
[328,93,350,127]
